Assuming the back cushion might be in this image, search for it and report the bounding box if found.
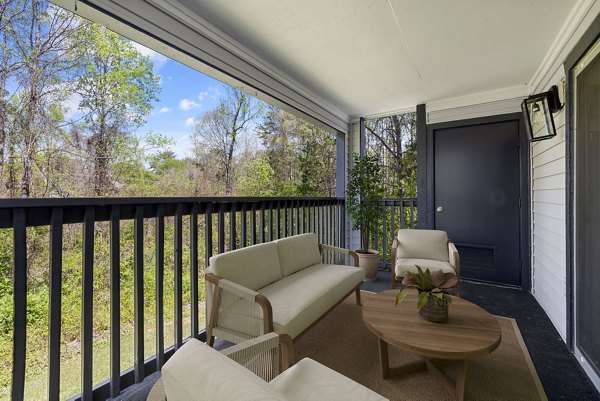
[396,229,449,262]
[209,242,282,290]
[162,339,287,401]
[276,233,322,277]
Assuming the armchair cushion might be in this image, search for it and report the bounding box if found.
[270,358,387,401]
[396,229,449,262]
[161,338,286,401]
[260,264,364,338]
[209,242,282,291]
[395,258,456,276]
[275,233,322,277]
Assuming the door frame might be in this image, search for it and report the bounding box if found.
[422,113,531,290]
[564,11,600,353]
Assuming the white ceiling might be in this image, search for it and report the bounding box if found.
[176,0,577,117]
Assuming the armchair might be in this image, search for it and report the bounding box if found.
[391,229,460,295]
[155,332,388,401]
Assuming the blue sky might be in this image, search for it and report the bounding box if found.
[133,43,227,158]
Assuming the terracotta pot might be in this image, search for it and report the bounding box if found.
[356,250,380,282]
[419,293,449,323]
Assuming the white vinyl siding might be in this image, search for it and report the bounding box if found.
[530,107,567,340]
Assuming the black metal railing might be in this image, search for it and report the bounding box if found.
[372,198,418,269]
[0,197,345,401]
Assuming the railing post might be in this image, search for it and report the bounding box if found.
[241,203,248,248]
[110,206,121,396]
[205,203,213,267]
[155,205,165,371]
[229,202,237,251]
[174,204,183,349]
[250,203,257,245]
[190,203,199,338]
[81,206,95,401]
[134,205,145,383]
[48,207,63,401]
[11,209,26,401]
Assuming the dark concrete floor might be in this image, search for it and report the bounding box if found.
[364,270,600,401]
[117,270,600,401]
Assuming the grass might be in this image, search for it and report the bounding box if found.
[0,305,205,400]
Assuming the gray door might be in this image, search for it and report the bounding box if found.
[434,121,521,286]
[575,46,600,376]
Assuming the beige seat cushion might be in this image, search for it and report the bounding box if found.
[209,242,282,291]
[269,358,388,401]
[396,229,449,262]
[162,338,287,401]
[395,258,456,276]
[275,233,322,277]
[260,264,364,339]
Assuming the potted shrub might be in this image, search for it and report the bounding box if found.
[346,153,385,282]
[395,266,458,322]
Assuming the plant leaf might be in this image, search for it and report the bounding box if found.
[443,294,453,303]
[417,291,429,311]
[395,289,409,305]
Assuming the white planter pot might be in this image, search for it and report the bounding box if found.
[356,250,380,282]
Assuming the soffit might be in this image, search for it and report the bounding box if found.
[177,0,577,116]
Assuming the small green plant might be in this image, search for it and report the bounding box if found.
[346,153,385,252]
[395,266,457,310]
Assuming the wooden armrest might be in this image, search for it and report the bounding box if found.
[205,273,274,336]
[448,241,460,277]
[319,244,359,267]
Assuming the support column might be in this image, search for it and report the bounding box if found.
[416,104,428,228]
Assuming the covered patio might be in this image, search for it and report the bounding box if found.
[3,0,600,399]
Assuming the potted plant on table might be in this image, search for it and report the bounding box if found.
[346,153,385,282]
[395,266,458,322]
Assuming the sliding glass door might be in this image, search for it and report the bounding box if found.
[574,38,600,376]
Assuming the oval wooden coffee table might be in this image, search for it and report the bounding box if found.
[362,290,501,401]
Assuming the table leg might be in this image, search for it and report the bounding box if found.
[455,359,469,401]
[378,339,390,379]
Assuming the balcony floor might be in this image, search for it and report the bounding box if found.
[115,271,600,401]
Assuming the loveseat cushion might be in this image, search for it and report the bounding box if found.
[259,264,364,338]
[209,242,282,291]
[269,358,388,401]
[396,229,449,262]
[162,338,287,401]
[395,258,456,276]
[275,233,322,277]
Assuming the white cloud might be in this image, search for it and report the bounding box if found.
[171,134,193,158]
[179,98,200,111]
[159,106,172,113]
[184,117,195,127]
[197,90,209,101]
[131,42,168,70]
[62,93,83,120]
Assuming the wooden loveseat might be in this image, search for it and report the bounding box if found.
[205,233,364,345]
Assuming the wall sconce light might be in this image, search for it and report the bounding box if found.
[521,85,563,142]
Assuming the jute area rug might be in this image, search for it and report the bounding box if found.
[294,291,547,401]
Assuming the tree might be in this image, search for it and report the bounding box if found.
[192,87,263,195]
[365,113,416,198]
[2,0,83,197]
[258,105,297,189]
[259,107,336,196]
[73,23,160,195]
[296,123,336,196]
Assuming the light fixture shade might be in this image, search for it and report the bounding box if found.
[521,91,558,142]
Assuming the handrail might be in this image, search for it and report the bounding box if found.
[1,196,345,401]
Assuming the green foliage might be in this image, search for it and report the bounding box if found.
[346,153,385,251]
[237,157,276,196]
[394,266,455,310]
